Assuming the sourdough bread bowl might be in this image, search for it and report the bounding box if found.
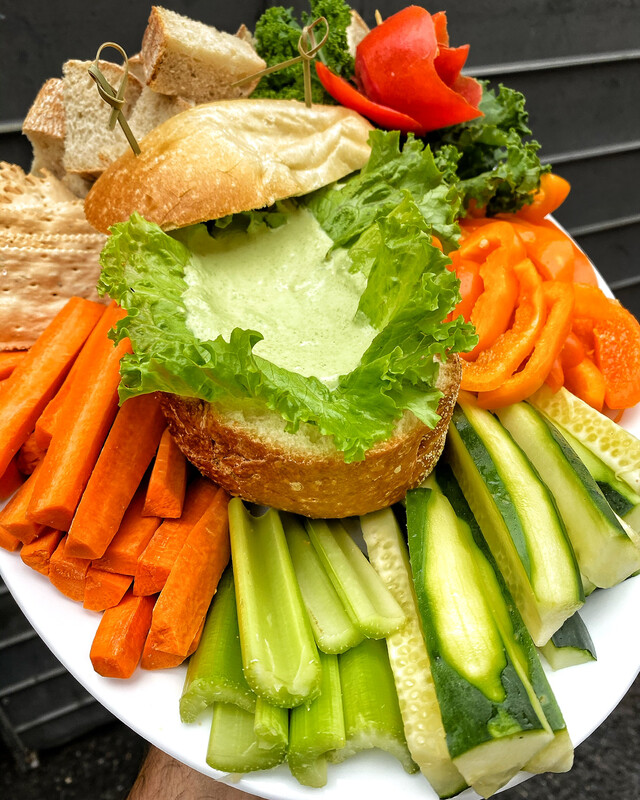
[86,99,463,518]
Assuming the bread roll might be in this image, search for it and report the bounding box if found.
[84,99,373,232]
[160,356,461,518]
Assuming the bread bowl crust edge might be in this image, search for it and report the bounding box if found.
[159,354,461,518]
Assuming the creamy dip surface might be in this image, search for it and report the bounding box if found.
[181,207,378,387]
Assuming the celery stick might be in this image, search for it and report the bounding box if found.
[254,697,289,751]
[229,499,321,708]
[361,509,467,798]
[288,651,345,788]
[305,518,405,639]
[180,568,255,723]
[283,514,363,654]
[207,702,286,773]
[328,638,417,774]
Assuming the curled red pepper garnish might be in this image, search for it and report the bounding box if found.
[316,6,483,135]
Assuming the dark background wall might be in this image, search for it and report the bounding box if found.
[1,2,640,799]
[1,0,639,315]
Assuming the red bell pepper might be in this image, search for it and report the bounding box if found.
[355,6,483,133]
[315,61,425,134]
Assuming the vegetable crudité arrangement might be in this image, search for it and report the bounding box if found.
[2,2,640,798]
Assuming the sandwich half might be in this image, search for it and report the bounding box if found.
[86,99,475,517]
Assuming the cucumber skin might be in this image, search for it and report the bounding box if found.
[447,404,583,645]
[451,407,531,579]
[499,403,640,587]
[436,466,569,741]
[405,486,548,762]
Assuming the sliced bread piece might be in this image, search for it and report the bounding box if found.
[141,6,266,102]
[62,59,143,178]
[97,86,194,167]
[22,78,66,179]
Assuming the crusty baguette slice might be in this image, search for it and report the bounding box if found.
[22,78,66,179]
[141,6,266,102]
[62,59,143,178]
[84,99,373,233]
[160,355,461,519]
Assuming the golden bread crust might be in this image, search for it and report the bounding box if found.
[84,100,373,233]
[159,355,460,518]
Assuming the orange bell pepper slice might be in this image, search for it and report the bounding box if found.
[461,259,545,392]
[564,356,606,412]
[446,253,483,322]
[593,316,640,409]
[477,281,574,409]
[458,221,522,360]
[510,220,575,283]
[559,332,587,370]
[545,358,564,393]
[515,173,571,223]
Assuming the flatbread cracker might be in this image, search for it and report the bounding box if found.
[0,163,106,349]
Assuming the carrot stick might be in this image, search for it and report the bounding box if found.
[0,351,27,380]
[134,478,220,596]
[90,591,156,679]
[0,525,21,552]
[83,568,133,612]
[143,429,188,519]
[141,615,205,671]
[27,304,131,531]
[17,432,47,476]
[0,298,103,477]
[65,394,166,560]
[48,536,91,602]
[91,488,160,576]
[34,303,114,450]
[143,488,230,661]
[20,528,64,575]
[0,465,45,544]
[0,457,24,501]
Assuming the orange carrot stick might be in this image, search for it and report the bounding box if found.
[92,488,160,576]
[17,432,47,476]
[0,465,44,544]
[65,394,166,560]
[0,457,24,501]
[143,428,188,519]
[0,298,103,477]
[0,351,27,380]
[90,592,156,679]
[27,304,131,531]
[477,281,575,409]
[83,568,133,612]
[143,488,230,661]
[20,528,64,575]
[141,615,205,671]
[34,304,113,450]
[0,524,21,551]
[48,536,91,602]
[134,478,220,596]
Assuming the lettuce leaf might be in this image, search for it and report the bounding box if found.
[98,133,476,463]
[309,130,461,252]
